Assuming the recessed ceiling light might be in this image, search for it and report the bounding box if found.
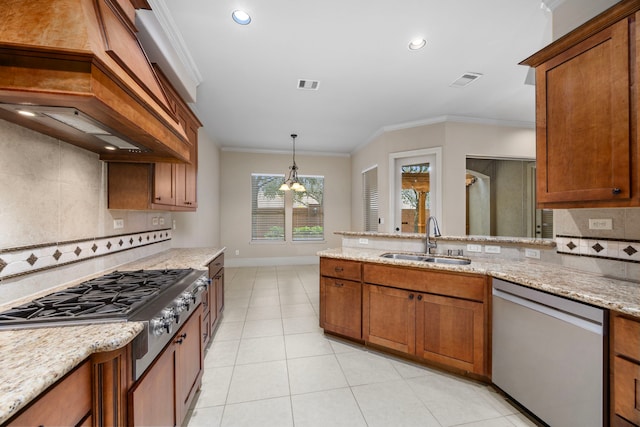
[232,10,251,25]
[408,38,427,51]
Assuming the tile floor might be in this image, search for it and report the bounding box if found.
[184,265,538,427]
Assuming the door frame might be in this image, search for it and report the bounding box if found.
[388,147,442,233]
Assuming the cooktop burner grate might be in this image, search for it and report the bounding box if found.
[0,268,193,322]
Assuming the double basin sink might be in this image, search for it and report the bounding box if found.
[380,252,471,265]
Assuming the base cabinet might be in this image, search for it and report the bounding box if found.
[208,254,225,335]
[129,306,203,427]
[6,360,92,426]
[612,313,640,426]
[319,258,363,340]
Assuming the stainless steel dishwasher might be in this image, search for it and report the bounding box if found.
[492,278,607,427]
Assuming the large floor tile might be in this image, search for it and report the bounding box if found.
[205,340,239,368]
[245,305,282,321]
[221,396,293,427]
[282,316,322,335]
[235,335,286,364]
[195,366,233,407]
[284,332,334,359]
[226,360,290,404]
[213,321,244,341]
[291,388,367,427]
[281,302,316,318]
[287,354,348,395]
[241,318,283,338]
[249,295,281,307]
[336,350,402,386]
[186,405,224,427]
[352,379,441,427]
[220,307,247,323]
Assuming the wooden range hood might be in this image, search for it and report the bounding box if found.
[0,0,192,163]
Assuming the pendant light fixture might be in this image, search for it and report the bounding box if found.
[279,134,306,192]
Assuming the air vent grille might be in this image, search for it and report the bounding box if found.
[450,72,483,88]
[298,79,320,90]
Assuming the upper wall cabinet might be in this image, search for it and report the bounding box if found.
[521,0,640,208]
[0,0,192,163]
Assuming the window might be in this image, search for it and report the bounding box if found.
[293,176,324,241]
[251,174,285,240]
[363,167,378,232]
[251,174,324,242]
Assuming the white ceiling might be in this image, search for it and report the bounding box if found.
[160,0,553,154]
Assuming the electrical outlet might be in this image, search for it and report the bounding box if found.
[485,245,501,254]
[152,217,159,226]
[235,250,240,256]
[588,218,612,230]
[159,217,165,226]
[113,219,124,229]
[359,238,369,245]
[525,248,541,259]
[467,244,482,253]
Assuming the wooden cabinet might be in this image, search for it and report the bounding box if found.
[362,263,489,377]
[319,258,362,340]
[129,306,203,427]
[208,254,225,334]
[6,360,92,426]
[521,2,640,208]
[611,312,640,426]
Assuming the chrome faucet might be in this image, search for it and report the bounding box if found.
[425,216,441,254]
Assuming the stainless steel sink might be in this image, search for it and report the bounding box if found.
[380,253,471,265]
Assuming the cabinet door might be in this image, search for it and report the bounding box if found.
[7,360,92,427]
[363,284,415,354]
[415,293,485,375]
[216,269,225,317]
[129,344,176,427]
[153,163,176,206]
[175,308,204,424]
[536,18,631,205]
[320,276,362,339]
[614,356,640,426]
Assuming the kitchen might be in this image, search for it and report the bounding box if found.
[0,0,639,426]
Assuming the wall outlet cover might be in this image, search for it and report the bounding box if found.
[485,245,501,254]
[152,217,159,226]
[159,217,165,226]
[588,218,612,230]
[359,238,369,245]
[467,244,482,253]
[113,219,124,229]
[525,248,541,259]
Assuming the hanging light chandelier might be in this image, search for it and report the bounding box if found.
[279,134,306,192]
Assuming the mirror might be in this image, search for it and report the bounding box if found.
[466,157,553,238]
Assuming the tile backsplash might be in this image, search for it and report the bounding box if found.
[554,208,640,281]
[0,119,172,303]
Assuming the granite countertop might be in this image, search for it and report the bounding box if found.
[0,247,224,425]
[318,247,640,318]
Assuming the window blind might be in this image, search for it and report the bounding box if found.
[363,167,378,231]
[293,176,324,241]
[251,174,285,240]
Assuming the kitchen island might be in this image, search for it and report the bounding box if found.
[0,247,224,425]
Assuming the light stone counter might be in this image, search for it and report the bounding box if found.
[0,247,224,425]
[318,247,640,318]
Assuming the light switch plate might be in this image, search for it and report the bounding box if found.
[485,245,501,254]
[359,238,369,245]
[467,244,482,253]
[113,219,124,229]
[525,248,541,259]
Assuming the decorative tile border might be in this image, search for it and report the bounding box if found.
[556,235,640,264]
[0,229,172,281]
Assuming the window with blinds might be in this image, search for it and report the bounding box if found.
[363,167,378,231]
[293,176,324,241]
[251,174,285,240]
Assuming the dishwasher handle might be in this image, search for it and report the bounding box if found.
[492,287,604,335]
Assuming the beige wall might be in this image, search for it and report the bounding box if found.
[220,150,351,266]
[351,120,536,235]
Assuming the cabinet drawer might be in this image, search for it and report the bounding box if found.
[209,253,224,278]
[614,356,640,425]
[614,315,640,362]
[363,263,487,302]
[320,258,361,281]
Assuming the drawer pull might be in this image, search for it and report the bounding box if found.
[612,187,622,195]
[334,282,344,287]
[417,294,423,301]
[335,267,344,272]
[408,294,415,300]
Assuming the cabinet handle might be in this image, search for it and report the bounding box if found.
[408,294,414,300]
[334,267,344,272]
[155,197,161,201]
[175,332,187,344]
[612,188,622,195]
[417,294,423,301]
[334,282,344,287]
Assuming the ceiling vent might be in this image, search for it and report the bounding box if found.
[297,79,320,90]
[450,72,483,88]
